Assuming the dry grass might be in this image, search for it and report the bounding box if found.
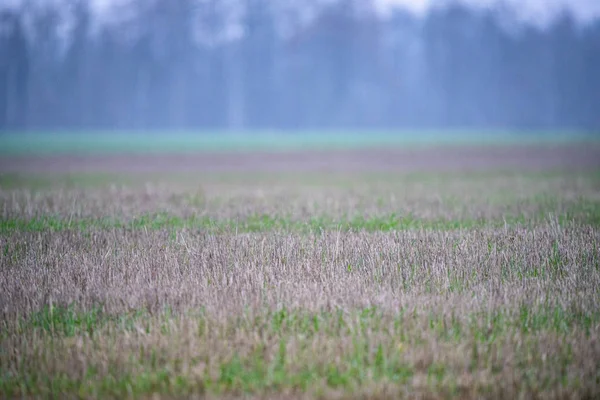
[1,170,600,399]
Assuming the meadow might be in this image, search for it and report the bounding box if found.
[1,132,600,399]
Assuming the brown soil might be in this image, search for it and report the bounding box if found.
[2,144,600,173]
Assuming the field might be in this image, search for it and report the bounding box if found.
[1,133,600,399]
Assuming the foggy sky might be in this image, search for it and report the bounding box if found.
[3,0,600,25]
[380,0,600,24]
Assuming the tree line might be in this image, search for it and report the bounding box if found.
[0,0,599,131]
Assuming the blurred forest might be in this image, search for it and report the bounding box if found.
[0,0,599,131]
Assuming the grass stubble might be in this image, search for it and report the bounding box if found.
[0,170,599,399]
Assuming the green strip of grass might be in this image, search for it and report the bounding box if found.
[0,356,413,398]
[0,211,592,234]
[17,304,599,341]
[2,131,599,156]
[2,197,600,233]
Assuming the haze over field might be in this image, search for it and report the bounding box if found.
[1,0,599,132]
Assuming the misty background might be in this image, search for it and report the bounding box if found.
[0,0,599,132]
